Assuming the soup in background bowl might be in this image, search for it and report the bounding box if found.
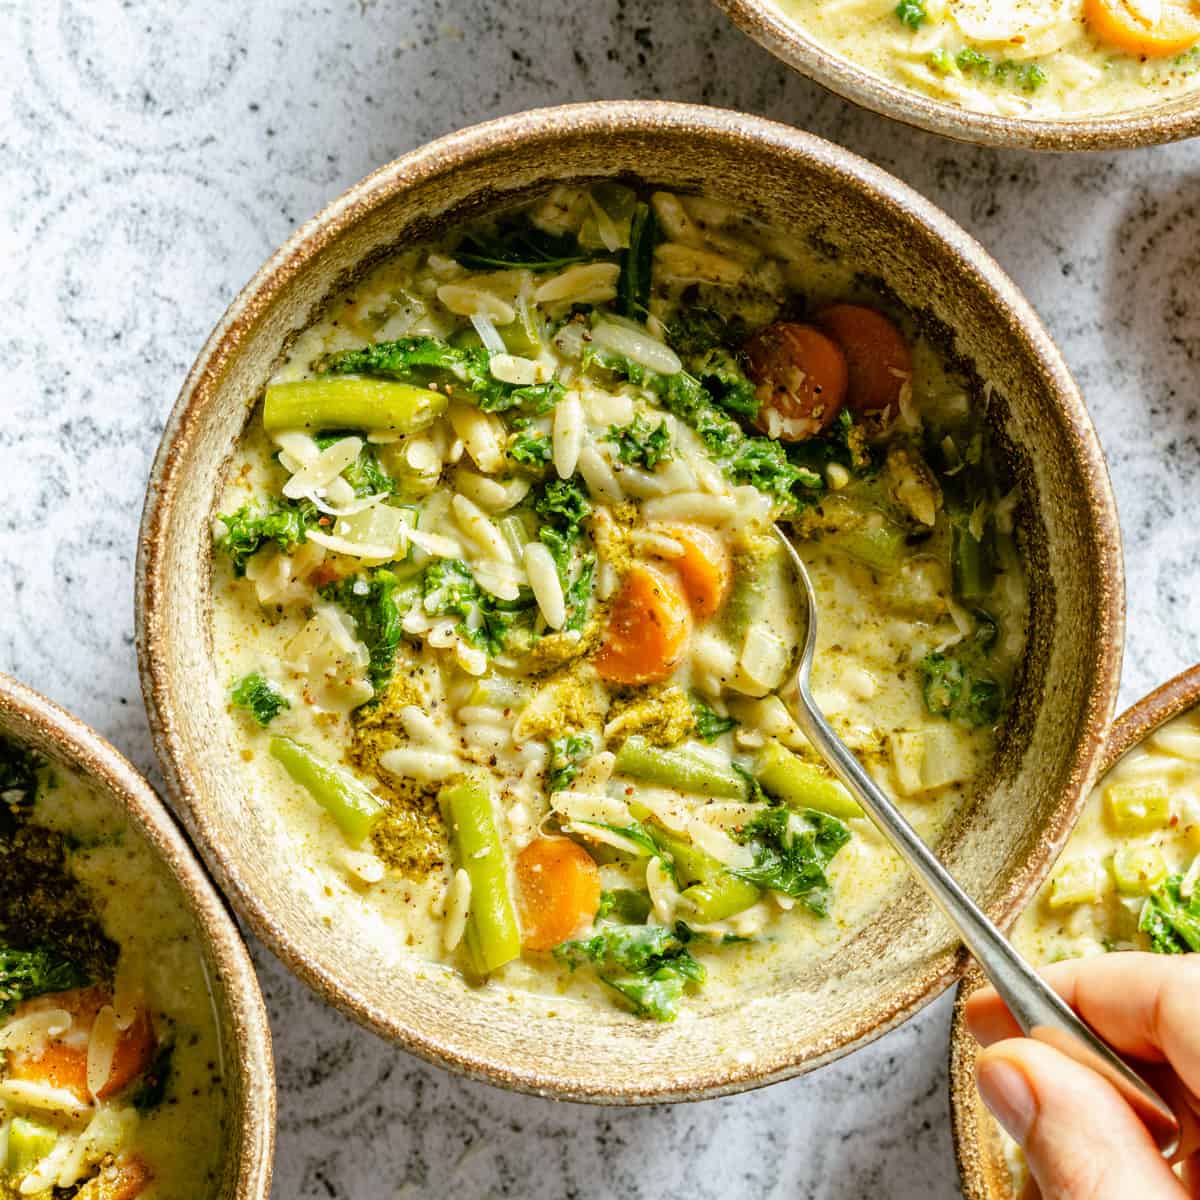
[0,675,274,1199]
[950,664,1200,1199]
[138,102,1123,1100]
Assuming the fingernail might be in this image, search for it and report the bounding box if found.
[977,1057,1037,1143]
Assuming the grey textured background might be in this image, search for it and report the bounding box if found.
[2,1,1198,1196]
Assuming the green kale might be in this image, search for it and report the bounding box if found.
[321,336,501,406]
[955,49,1048,92]
[507,380,565,415]
[420,559,530,656]
[690,694,737,743]
[455,222,594,272]
[730,806,851,916]
[131,1040,175,1113]
[230,673,289,727]
[690,346,759,419]
[554,923,705,1022]
[315,436,395,497]
[563,552,597,632]
[919,648,1004,728]
[547,733,594,793]
[895,0,926,28]
[596,888,653,924]
[0,946,89,1016]
[508,429,553,470]
[616,201,656,319]
[1139,876,1200,954]
[666,307,748,357]
[321,569,414,691]
[606,414,673,470]
[534,477,592,536]
[214,499,319,575]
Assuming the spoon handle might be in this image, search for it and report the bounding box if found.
[791,690,1181,1156]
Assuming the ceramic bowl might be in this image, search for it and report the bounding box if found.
[137,100,1123,1102]
[712,0,1200,151]
[949,663,1200,1198]
[0,673,275,1198]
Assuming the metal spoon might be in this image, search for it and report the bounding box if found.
[771,526,1181,1156]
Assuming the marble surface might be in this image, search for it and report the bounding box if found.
[2,0,1199,1195]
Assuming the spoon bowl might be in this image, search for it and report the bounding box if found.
[772,525,1180,1155]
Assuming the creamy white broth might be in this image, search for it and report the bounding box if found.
[210,185,1027,1021]
[773,0,1200,118]
[0,752,225,1199]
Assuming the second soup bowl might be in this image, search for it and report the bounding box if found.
[137,101,1123,1101]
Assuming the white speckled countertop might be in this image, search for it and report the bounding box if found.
[2,1,1199,1195]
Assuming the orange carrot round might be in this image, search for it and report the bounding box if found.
[659,525,732,620]
[1084,0,1200,56]
[593,563,692,684]
[815,303,912,416]
[516,838,602,951]
[744,322,848,441]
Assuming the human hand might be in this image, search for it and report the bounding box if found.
[965,953,1200,1199]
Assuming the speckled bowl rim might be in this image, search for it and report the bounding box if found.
[0,672,276,1199]
[712,0,1200,151]
[949,662,1200,1198]
[136,100,1124,1103]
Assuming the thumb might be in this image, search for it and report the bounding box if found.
[976,1040,1186,1200]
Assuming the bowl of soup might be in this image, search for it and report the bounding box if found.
[0,673,275,1198]
[713,0,1200,149]
[137,100,1123,1100]
[949,663,1200,1197]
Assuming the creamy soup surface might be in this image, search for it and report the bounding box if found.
[994,705,1200,1191]
[773,0,1200,118]
[0,739,226,1199]
[211,184,1028,1022]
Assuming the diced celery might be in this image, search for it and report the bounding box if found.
[755,740,863,819]
[1105,783,1172,834]
[499,296,542,356]
[1047,858,1104,909]
[1112,845,1169,896]
[263,378,449,434]
[6,1116,57,1180]
[834,521,905,572]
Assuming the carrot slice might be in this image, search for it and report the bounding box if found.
[593,563,692,685]
[1084,0,1200,56]
[515,838,602,951]
[744,322,848,441]
[8,986,156,1102]
[659,525,732,620]
[815,304,912,416]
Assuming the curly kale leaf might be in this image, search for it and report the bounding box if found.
[420,559,531,656]
[606,414,673,470]
[920,643,1004,729]
[547,732,594,793]
[535,477,592,536]
[0,946,89,1016]
[1139,876,1200,954]
[554,923,705,1022]
[508,428,552,470]
[321,569,417,689]
[214,499,320,575]
[730,806,850,916]
[596,888,653,924]
[455,223,594,272]
[690,694,737,743]
[895,0,927,29]
[563,553,596,633]
[230,673,289,727]
[314,436,394,497]
[533,478,595,629]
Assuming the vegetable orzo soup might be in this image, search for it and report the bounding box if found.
[986,703,1200,1193]
[773,0,1200,118]
[212,184,1028,1022]
[0,738,225,1199]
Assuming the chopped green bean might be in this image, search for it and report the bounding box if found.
[263,378,449,434]
[614,736,748,799]
[651,828,761,921]
[440,776,521,974]
[951,518,995,602]
[269,737,385,845]
[755,740,863,820]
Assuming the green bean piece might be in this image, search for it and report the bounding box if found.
[614,736,748,799]
[723,535,788,644]
[951,519,995,602]
[834,521,905,572]
[755,740,863,820]
[269,737,385,845]
[7,1116,58,1178]
[499,296,542,356]
[652,828,761,920]
[440,776,521,974]
[263,378,449,434]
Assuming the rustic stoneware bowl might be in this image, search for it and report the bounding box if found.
[950,663,1200,1198]
[137,101,1124,1102]
[0,673,275,1198]
[713,0,1200,150]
